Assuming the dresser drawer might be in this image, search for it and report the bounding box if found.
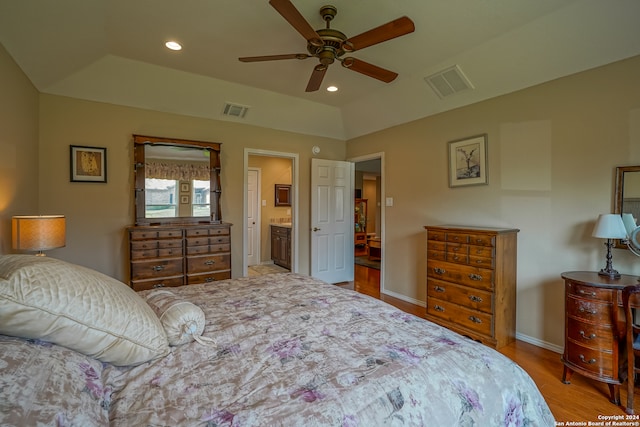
[427,278,493,314]
[566,317,614,348]
[427,298,493,336]
[186,270,231,285]
[427,230,446,242]
[131,276,184,292]
[186,243,231,255]
[130,229,182,240]
[186,227,230,237]
[131,240,158,251]
[427,260,493,291]
[467,234,495,247]
[566,296,612,324]
[566,281,615,303]
[564,340,614,379]
[131,258,183,280]
[186,254,231,274]
[468,255,495,269]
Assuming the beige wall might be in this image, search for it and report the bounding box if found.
[347,55,640,349]
[248,155,292,264]
[0,44,39,254]
[36,95,345,280]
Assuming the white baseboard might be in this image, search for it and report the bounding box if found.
[515,332,563,354]
[381,289,426,307]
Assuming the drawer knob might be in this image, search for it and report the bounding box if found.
[579,330,597,340]
[577,289,597,297]
[579,354,597,364]
[153,283,165,288]
[469,295,483,303]
[433,268,446,275]
[578,306,598,315]
[434,286,445,293]
[468,274,483,281]
[152,265,165,271]
[205,260,216,265]
[468,316,482,324]
[205,277,214,282]
[434,305,445,312]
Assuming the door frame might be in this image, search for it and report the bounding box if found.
[348,152,385,293]
[243,148,299,277]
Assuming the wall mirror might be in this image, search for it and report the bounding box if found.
[614,165,640,249]
[133,135,222,225]
[275,184,291,207]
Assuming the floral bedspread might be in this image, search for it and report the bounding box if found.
[0,273,554,426]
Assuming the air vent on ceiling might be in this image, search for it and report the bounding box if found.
[222,102,249,118]
[424,65,474,99]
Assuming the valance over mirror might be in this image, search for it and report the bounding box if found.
[133,135,222,225]
[614,165,640,251]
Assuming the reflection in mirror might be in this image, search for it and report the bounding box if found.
[614,165,640,250]
[133,135,221,225]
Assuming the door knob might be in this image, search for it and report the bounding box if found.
[313,227,321,232]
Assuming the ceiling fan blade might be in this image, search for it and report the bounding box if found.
[341,57,398,83]
[239,53,310,62]
[343,16,415,51]
[306,65,327,92]
[269,0,323,47]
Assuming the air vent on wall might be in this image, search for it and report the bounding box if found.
[424,65,474,99]
[222,102,249,118]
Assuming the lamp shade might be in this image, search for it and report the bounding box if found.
[592,214,628,239]
[12,215,66,254]
[622,213,638,235]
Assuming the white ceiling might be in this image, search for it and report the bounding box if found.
[1,0,639,140]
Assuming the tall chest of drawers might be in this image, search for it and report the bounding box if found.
[424,225,519,349]
[128,223,231,291]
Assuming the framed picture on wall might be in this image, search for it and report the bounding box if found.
[70,145,107,183]
[448,134,488,188]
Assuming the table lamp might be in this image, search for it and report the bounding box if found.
[592,213,628,278]
[12,215,66,256]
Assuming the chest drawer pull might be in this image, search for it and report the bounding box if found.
[579,354,597,364]
[434,286,445,293]
[152,265,165,271]
[468,316,482,324]
[579,330,597,340]
[204,260,216,265]
[468,274,483,281]
[577,289,597,297]
[578,306,598,315]
[434,305,445,312]
[205,277,214,282]
[433,267,446,275]
[469,295,483,303]
[153,283,165,288]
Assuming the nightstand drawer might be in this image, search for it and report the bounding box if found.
[567,281,615,303]
[565,340,614,379]
[566,296,612,324]
[567,317,614,348]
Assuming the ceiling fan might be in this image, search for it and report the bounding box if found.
[239,0,415,92]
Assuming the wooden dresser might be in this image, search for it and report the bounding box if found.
[424,225,519,349]
[128,223,231,291]
[561,271,640,404]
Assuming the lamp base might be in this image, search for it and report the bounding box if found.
[598,268,621,279]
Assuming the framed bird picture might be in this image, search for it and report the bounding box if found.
[448,134,488,188]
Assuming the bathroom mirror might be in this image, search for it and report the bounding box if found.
[133,135,222,225]
[275,184,291,207]
[614,165,640,249]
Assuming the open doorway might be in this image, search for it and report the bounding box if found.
[243,149,299,277]
[352,154,384,295]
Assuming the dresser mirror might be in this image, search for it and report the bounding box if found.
[133,135,222,225]
[614,165,640,249]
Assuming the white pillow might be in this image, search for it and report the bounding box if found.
[145,289,206,346]
[0,255,169,366]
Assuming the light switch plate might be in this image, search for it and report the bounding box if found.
[386,197,393,207]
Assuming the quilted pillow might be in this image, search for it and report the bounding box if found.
[0,255,169,366]
[144,289,207,346]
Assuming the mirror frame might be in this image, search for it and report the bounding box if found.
[274,184,291,207]
[613,165,640,248]
[133,134,222,225]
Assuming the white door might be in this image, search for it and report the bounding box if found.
[247,168,260,266]
[311,158,354,283]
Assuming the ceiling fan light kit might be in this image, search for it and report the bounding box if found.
[239,0,415,92]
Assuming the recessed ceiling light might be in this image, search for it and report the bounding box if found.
[165,41,182,51]
[326,85,338,92]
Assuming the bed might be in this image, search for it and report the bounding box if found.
[0,255,554,426]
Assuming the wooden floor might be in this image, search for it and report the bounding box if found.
[349,264,640,423]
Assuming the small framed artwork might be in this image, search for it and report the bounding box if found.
[180,195,190,204]
[70,145,107,183]
[180,183,190,193]
[448,134,488,188]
